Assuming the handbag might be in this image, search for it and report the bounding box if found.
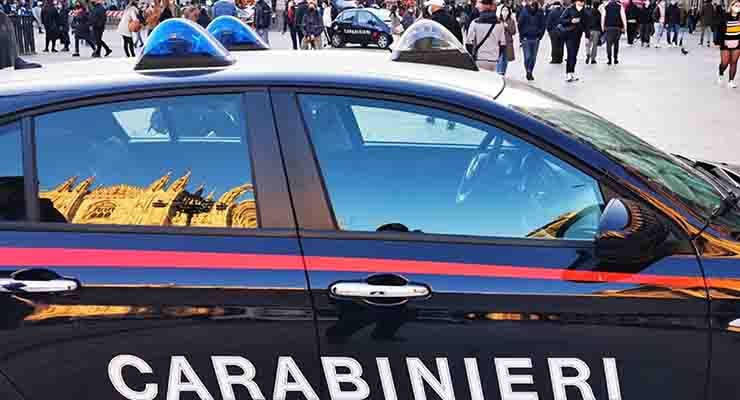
[128,18,141,33]
[598,31,606,46]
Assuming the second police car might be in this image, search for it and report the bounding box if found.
[0,16,739,400]
[330,7,393,49]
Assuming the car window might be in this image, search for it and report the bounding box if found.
[34,94,259,229]
[0,122,24,222]
[339,10,355,22]
[299,94,604,240]
[357,11,373,25]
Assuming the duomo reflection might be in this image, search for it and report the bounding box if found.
[40,172,257,228]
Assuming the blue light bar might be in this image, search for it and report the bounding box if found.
[135,19,235,71]
[207,16,269,51]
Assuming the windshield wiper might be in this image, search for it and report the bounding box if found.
[692,189,740,240]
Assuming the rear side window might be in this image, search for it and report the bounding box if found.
[0,122,24,222]
[34,94,259,229]
[299,94,604,240]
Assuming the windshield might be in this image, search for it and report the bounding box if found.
[497,82,724,222]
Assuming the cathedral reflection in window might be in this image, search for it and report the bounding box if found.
[35,94,258,228]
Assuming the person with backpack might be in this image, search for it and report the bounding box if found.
[517,0,544,81]
[601,0,626,64]
[90,0,111,57]
[545,0,564,63]
[117,0,139,57]
[254,0,272,45]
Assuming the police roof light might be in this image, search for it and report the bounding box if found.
[390,20,478,71]
[135,19,235,71]
[207,16,269,51]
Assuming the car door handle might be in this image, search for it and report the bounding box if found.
[330,282,430,299]
[0,268,80,294]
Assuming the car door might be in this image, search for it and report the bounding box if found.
[355,11,376,43]
[0,90,321,400]
[273,89,709,400]
[334,10,357,43]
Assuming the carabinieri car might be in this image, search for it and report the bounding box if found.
[0,17,739,400]
[330,7,393,49]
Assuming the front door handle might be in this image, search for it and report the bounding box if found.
[330,282,430,299]
[0,268,80,294]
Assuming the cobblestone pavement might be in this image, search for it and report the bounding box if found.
[20,27,739,163]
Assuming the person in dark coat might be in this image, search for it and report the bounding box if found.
[282,0,298,49]
[426,0,463,43]
[546,0,564,63]
[90,0,111,57]
[57,1,71,51]
[638,0,652,46]
[559,0,587,82]
[517,0,545,80]
[295,0,308,44]
[584,0,602,64]
[625,0,638,45]
[665,0,680,46]
[41,0,59,52]
[196,1,211,28]
[70,0,95,56]
[699,0,715,46]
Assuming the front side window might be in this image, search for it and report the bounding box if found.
[34,94,259,229]
[0,122,24,222]
[339,11,355,22]
[299,94,604,240]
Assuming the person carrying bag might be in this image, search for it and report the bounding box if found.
[465,0,505,72]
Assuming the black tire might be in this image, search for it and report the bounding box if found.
[361,42,369,48]
[376,33,391,49]
[331,33,345,48]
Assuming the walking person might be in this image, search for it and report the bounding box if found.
[496,4,516,75]
[638,0,651,47]
[254,0,272,45]
[299,0,322,49]
[70,0,95,56]
[465,0,504,72]
[560,0,587,82]
[652,0,666,47]
[665,0,680,47]
[40,0,58,52]
[159,0,173,22]
[546,0,564,63]
[688,5,697,33]
[700,0,715,46]
[516,0,544,80]
[718,0,740,87]
[401,6,415,29]
[90,0,111,57]
[144,0,162,45]
[625,0,638,45]
[389,5,403,44]
[195,1,211,28]
[601,0,626,64]
[323,1,333,46]
[117,0,138,57]
[282,0,298,49]
[294,0,307,43]
[57,1,71,51]
[32,1,42,33]
[427,0,463,43]
[585,0,602,64]
[676,1,689,54]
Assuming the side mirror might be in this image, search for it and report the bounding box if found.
[595,198,669,267]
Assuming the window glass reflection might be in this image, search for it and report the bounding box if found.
[35,95,258,229]
[0,122,24,222]
[300,95,604,240]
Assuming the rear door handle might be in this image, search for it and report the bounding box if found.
[330,282,430,299]
[0,268,80,294]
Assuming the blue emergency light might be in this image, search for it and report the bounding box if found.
[135,18,235,71]
[207,16,269,51]
[391,20,477,71]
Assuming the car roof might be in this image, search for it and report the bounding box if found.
[0,50,505,117]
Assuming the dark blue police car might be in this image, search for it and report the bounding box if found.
[0,17,739,400]
[330,8,393,49]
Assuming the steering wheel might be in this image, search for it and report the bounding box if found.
[456,133,500,204]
